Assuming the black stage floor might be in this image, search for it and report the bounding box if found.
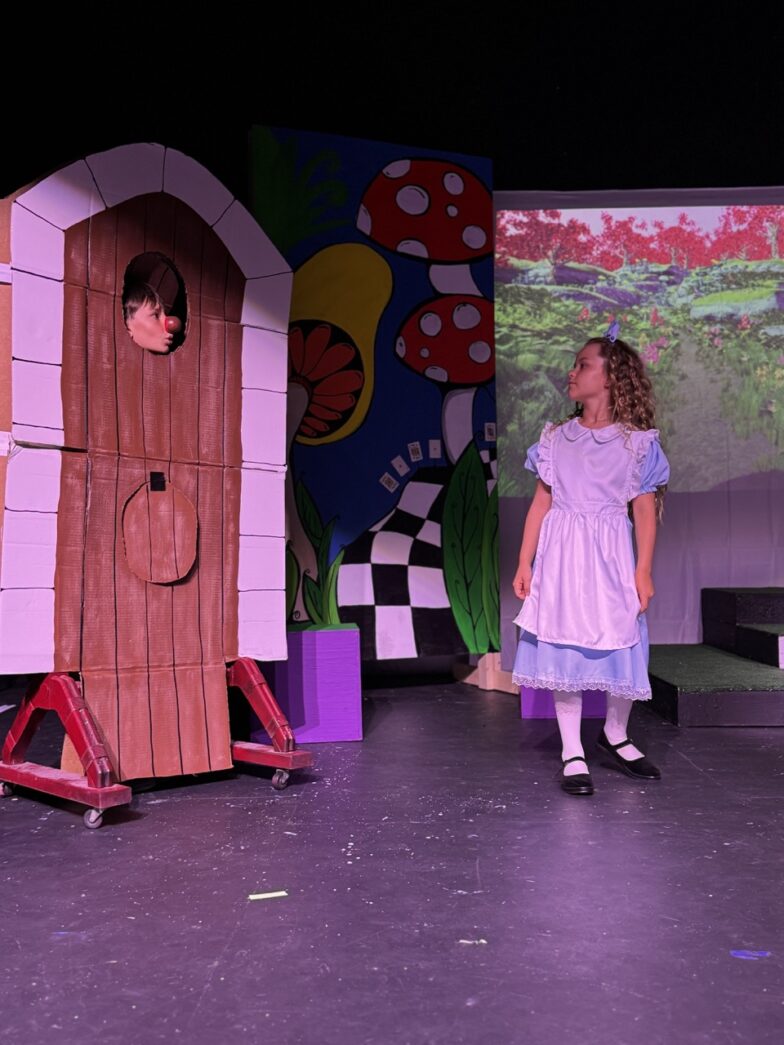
[1,678,782,1044]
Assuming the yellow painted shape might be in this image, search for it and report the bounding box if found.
[290,243,392,445]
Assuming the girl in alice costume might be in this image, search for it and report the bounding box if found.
[512,324,670,796]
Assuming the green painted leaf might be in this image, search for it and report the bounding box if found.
[442,443,490,654]
[295,479,324,548]
[303,574,324,626]
[285,543,300,623]
[318,518,337,587]
[249,127,350,254]
[249,125,351,254]
[323,549,345,625]
[481,486,500,651]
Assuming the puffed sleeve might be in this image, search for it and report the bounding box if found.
[524,423,555,486]
[629,430,670,498]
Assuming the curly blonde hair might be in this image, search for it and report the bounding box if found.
[566,336,667,519]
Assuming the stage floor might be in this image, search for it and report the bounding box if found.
[1,676,782,1044]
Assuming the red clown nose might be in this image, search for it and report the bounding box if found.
[165,315,182,333]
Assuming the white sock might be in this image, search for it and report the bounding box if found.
[553,690,587,776]
[603,694,644,760]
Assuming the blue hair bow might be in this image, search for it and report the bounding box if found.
[604,319,620,343]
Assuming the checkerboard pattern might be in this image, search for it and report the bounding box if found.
[338,451,497,660]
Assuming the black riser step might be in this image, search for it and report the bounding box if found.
[735,624,784,669]
[701,588,784,628]
[648,643,784,727]
[651,682,784,726]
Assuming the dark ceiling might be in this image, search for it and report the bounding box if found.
[3,7,782,201]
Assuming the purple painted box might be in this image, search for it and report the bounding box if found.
[252,625,363,743]
[520,688,606,719]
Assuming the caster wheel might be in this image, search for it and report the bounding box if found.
[83,808,103,830]
[271,769,290,791]
[0,782,14,797]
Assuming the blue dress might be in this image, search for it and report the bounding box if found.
[512,420,670,701]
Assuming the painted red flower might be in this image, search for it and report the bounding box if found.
[288,321,365,440]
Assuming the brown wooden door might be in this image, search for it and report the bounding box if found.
[54,195,243,780]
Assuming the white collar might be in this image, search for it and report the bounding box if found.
[561,418,623,444]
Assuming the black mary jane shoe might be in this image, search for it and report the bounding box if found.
[560,755,594,796]
[596,730,661,780]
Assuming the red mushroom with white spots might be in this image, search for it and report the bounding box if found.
[396,295,494,463]
[357,159,492,296]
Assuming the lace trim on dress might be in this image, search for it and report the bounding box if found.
[627,429,659,502]
[511,672,652,701]
[536,422,556,486]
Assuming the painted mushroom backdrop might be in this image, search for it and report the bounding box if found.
[250,127,496,660]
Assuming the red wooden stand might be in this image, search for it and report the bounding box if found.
[0,673,132,829]
[0,660,313,826]
[227,658,314,790]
